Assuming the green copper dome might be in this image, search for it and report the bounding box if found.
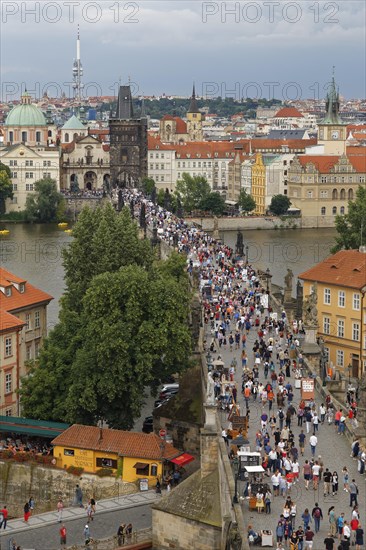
[5,92,47,127]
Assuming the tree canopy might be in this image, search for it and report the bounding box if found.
[175,173,211,213]
[269,194,291,215]
[20,203,191,429]
[199,192,226,215]
[238,190,256,213]
[0,162,13,215]
[24,178,65,222]
[332,186,366,253]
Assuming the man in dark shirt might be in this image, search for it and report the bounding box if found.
[323,468,332,496]
[324,533,335,549]
[305,525,315,548]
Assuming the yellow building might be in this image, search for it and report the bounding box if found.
[251,153,266,215]
[299,249,366,379]
[186,85,203,142]
[51,424,190,485]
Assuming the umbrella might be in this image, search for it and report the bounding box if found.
[213,359,225,367]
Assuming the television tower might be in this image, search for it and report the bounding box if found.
[72,25,84,101]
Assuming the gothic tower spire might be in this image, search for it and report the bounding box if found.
[188,82,199,114]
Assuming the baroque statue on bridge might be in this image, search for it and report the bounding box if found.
[302,283,318,326]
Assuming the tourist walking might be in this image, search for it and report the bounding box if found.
[23,501,31,523]
[309,434,317,457]
[60,524,67,548]
[328,506,337,537]
[117,523,126,546]
[348,479,358,507]
[75,484,83,507]
[355,523,364,550]
[0,506,8,529]
[311,503,323,533]
[57,498,64,523]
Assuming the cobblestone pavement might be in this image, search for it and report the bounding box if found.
[206,312,365,549]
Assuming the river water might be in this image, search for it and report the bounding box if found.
[0,224,337,327]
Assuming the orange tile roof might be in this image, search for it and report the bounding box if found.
[0,268,53,313]
[0,309,25,333]
[299,250,366,290]
[297,153,366,173]
[274,107,304,118]
[251,138,316,151]
[161,115,187,134]
[51,424,181,460]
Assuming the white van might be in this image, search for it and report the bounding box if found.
[161,383,179,393]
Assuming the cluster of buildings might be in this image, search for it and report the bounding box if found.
[0,74,365,226]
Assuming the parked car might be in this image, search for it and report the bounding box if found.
[159,388,179,400]
[142,416,154,433]
[161,383,179,393]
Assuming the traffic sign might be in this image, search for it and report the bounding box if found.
[159,429,166,438]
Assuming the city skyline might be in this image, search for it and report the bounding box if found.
[1,1,365,101]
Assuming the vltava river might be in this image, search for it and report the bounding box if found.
[0,224,337,327]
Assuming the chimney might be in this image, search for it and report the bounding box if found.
[99,427,103,442]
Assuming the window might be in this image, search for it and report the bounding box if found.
[96,457,117,469]
[5,337,12,357]
[160,164,164,170]
[321,207,326,215]
[19,283,25,293]
[35,340,40,358]
[5,287,11,296]
[323,317,330,335]
[321,176,327,183]
[65,133,69,143]
[352,323,360,341]
[324,347,330,362]
[26,345,32,361]
[307,190,313,198]
[25,160,33,167]
[340,206,345,214]
[5,373,12,394]
[336,350,344,367]
[25,312,31,330]
[337,319,345,338]
[34,310,40,328]
[9,131,14,142]
[12,182,18,190]
[324,288,331,305]
[134,463,149,476]
[353,294,360,310]
[36,131,41,142]
[26,183,34,191]
[150,463,158,476]
[25,173,34,180]
[5,408,12,417]
[338,291,345,307]
[43,172,51,179]
[64,449,75,456]
[155,164,159,170]
[332,206,337,215]
[21,131,27,142]
[149,164,153,170]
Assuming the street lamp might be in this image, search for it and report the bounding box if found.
[245,245,249,267]
[347,363,352,386]
[265,268,271,292]
[232,456,240,504]
[318,336,327,386]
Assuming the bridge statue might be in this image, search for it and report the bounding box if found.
[303,283,318,327]
[284,268,294,292]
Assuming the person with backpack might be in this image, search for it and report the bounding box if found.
[311,503,323,533]
[337,513,345,540]
[278,408,285,429]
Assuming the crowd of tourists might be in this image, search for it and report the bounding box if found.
[120,190,365,550]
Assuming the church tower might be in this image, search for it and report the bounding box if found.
[109,85,148,188]
[318,72,347,155]
[186,84,203,141]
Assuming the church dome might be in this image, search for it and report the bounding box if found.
[5,92,47,127]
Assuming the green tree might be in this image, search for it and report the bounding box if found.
[24,178,65,222]
[175,173,211,213]
[199,192,225,215]
[269,194,291,215]
[238,190,256,214]
[331,186,366,252]
[19,203,190,428]
[0,162,13,215]
[141,177,156,196]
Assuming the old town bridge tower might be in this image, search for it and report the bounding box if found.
[109,85,148,188]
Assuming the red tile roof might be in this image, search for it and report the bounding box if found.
[0,268,53,313]
[0,309,25,333]
[274,107,304,118]
[297,153,366,173]
[51,424,181,460]
[161,115,187,134]
[299,250,366,290]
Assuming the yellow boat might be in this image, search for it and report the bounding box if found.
[0,229,10,236]
[64,229,73,235]
[58,222,68,228]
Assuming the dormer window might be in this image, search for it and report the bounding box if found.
[5,287,12,297]
[19,283,25,293]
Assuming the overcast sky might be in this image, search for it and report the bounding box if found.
[1,0,365,101]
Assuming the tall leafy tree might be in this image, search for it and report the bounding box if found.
[269,194,291,215]
[200,192,226,215]
[20,204,190,428]
[332,186,366,252]
[24,178,65,222]
[238,190,256,213]
[0,162,13,215]
[175,173,211,213]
